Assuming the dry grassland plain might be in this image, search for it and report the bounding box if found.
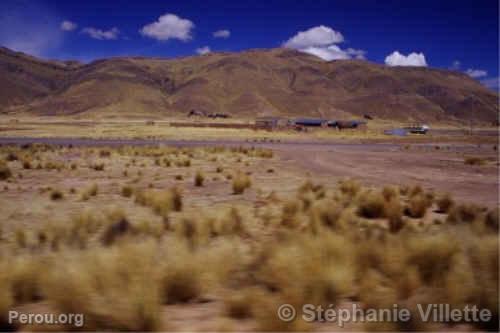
[0,118,498,332]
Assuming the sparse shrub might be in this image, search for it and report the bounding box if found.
[194,171,204,187]
[436,193,454,213]
[232,172,251,194]
[357,191,386,219]
[99,149,111,158]
[160,241,202,304]
[15,229,27,248]
[385,198,404,232]
[216,166,223,173]
[81,183,98,200]
[446,204,481,224]
[464,156,486,166]
[121,186,133,197]
[405,193,430,218]
[382,186,398,201]
[339,179,360,197]
[267,168,274,173]
[50,189,64,201]
[22,160,31,169]
[6,152,18,161]
[44,242,163,331]
[10,256,46,304]
[91,163,105,171]
[409,185,423,197]
[101,212,131,246]
[224,289,258,319]
[135,187,182,218]
[0,265,15,330]
[0,161,12,180]
[175,174,183,181]
[484,208,499,230]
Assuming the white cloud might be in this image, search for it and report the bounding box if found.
[282,25,364,61]
[465,68,488,78]
[60,20,77,32]
[140,13,194,41]
[81,27,119,40]
[213,29,230,38]
[300,45,365,61]
[384,51,427,67]
[283,25,343,49]
[480,77,499,91]
[196,46,211,55]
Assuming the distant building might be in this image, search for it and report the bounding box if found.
[293,118,328,127]
[255,116,287,129]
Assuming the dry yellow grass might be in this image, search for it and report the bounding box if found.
[0,144,497,332]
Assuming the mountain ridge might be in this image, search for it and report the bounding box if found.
[0,46,497,123]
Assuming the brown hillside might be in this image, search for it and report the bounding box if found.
[0,47,497,123]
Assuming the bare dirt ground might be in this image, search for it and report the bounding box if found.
[272,143,499,207]
[1,136,497,207]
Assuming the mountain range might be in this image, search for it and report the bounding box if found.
[0,46,497,123]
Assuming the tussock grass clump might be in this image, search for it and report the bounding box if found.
[224,288,261,319]
[338,179,360,197]
[257,232,354,313]
[194,170,204,187]
[44,242,163,331]
[22,160,31,169]
[90,162,105,171]
[50,189,64,201]
[0,266,15,331]
[385,199,404,233]
[484,208,499,230]
[357,191,386,219]
[135,187,183,218]
[100,211,132,246]
[121,185,133,197]
[99,149,111,158]
[159,242,203,304]
[81,183,98,200]
[0,161,12,180]
[10,256,46,304]
[405,193,431,218]
[446,204,481,224]
[382,186,398,201]
[232,172,251,194]
[464,156,486,166]
[436,193,454,213]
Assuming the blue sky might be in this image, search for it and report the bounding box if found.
[0,0,498,89]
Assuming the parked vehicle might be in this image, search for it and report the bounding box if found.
[404,124,430,134]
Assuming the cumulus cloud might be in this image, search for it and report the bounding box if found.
[140,13,194,41]
[300,45,365,61]
[213,29,230,38]
[196,46,211,55]
[82,27,119,40]
[60,20,77,32]
[465,68,488,78]
[282,25,364,61]
[283,25,344,49]
[384,51,427,67]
